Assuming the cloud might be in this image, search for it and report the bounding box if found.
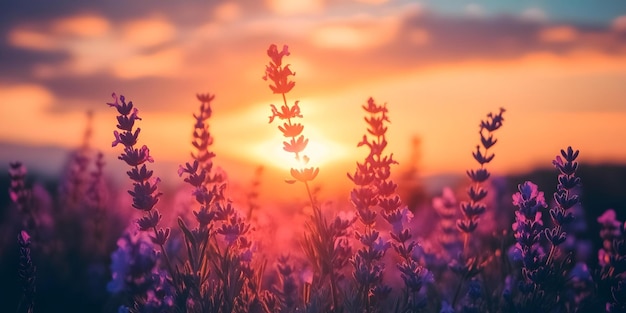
[265,0,323,15]
[111,47,184,79]
[407,28,430,46]
[613,15,626,32]
[7,14,183,79]
[520,7,548,23]
[51,14,110,38]
[0,84,83,147]
[353,0,390,4]
[8,28,59,51]
[120,16,176,49]
[214,2,242,23]
[310,13,402,50]
[3,2,626,120]
[539,26,578,43]
[465,4,485,18]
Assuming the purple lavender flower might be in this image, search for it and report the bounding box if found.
[275,254,299,310]
[433,187,462,257]
[9,162,37,233]
[597,209,626,311]
[598,209,622,266]
[350,97,432,312]
[107,230,158,294]
[107,93,168,244]
[457,108,505,251]
[107,228,176,312]
[17,230,35,313]
[545,147,580,263]
[511,181,547,291]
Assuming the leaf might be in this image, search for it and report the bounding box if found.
[178,217,197,268]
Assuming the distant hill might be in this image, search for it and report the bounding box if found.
[0,141,71,178]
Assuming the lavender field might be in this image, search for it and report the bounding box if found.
[0,40,626,312]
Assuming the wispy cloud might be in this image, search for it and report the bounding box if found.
[613,15,626,32]
[8,14,182,79]
[520,7,548,23]
[539,25,578,43]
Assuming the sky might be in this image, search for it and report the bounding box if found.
[1,0,626,201]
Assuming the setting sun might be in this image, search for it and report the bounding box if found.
[252,126,350,171]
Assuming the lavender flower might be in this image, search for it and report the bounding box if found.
[177,92,269,313]
[9,162,37,234]
[598,209,622,266]
[597,209,626,312]
[506,148,582,312]
[457,108,505,252]
[86,152,107,252]
[264,44,318,186]
[191,93,223,185]
[107,229,174,312]
[107,93,167,245]
[275,254,299,310]
[106,93,180,308]
[265,44,349,311]
[17,230,35,313]
[545,147,580,264]
[348,100,391,312]
[433,187,462,258]
[58,111,93,210]
[511,181,547,296]
[350,97,432,312]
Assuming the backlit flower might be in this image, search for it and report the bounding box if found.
[290,167,319,182]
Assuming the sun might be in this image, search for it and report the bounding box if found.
[252,126,349,171]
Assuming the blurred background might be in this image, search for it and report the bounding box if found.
[1,1,626,311]
[1,0,626,197]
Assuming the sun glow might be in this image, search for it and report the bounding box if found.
[252,127,349,171]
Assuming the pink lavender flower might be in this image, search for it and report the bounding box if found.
[433,187,461,256]
[597,208,626,312]
[265,45,317,184]
[350,97,432,311]
[189,93,222,185]
[511,181,547,291]
[263,44,296,94]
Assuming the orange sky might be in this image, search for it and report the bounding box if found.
[1,1,626,202]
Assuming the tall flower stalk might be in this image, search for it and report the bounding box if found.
[350,98,431,312]
[264,44,349,311]
[450,108,505,308]
[597,209,626,312]
[507,147,581,311]
[432,188,461,260]
[59,111,93,210]
[10,162,37,235]
[457,108,505,254]
[264,44,318,192]
[106,93,175,286]
[178,93,263,312]
[87,152,107,254]
[17,230,36,313]
[545,147,580,265]
[9,162,37,313]
[511,181,548,309]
